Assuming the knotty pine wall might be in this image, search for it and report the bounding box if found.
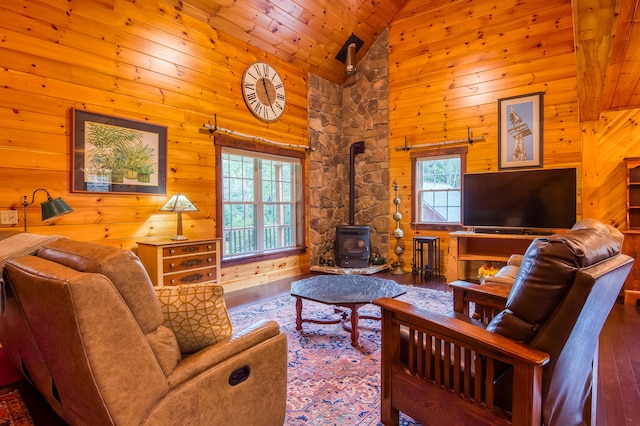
[388,0,580,271]
[2,0,639,284]
[0,0,310,290]
[583,109,640,227]
[387,0,640,274]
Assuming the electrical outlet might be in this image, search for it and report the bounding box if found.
[0,210,19,225]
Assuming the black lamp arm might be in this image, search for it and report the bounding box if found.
[23,188,52,207]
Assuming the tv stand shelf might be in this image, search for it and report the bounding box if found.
[446,231,539,283]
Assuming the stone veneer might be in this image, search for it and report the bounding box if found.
[308,30,390,266]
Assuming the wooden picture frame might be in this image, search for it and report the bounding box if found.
[72,109,167,194]
[498,92,543,170]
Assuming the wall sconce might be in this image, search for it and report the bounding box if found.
[160,193,199,241]
[22,189,74,231]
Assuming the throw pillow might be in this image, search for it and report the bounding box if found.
[155,283,232,353]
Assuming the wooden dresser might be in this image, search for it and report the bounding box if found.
[137,238,221,287]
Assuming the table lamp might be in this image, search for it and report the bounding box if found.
[23,189,74,231]
[160,193,199,240]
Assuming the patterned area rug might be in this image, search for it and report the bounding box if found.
[230,285,453,426]
[0,390,34,426]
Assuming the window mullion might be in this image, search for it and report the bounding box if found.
[255,158,264,252]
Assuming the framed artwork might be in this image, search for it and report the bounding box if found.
[72,109,167,194]
[498,92,543,170]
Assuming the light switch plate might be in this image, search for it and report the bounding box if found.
[0,210,19,225]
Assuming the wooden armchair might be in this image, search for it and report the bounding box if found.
[374,220,633,426]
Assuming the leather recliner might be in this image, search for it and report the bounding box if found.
[375,219,633,426]
[0,238,287,425]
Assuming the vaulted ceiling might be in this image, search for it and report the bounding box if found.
[179,0,640,122]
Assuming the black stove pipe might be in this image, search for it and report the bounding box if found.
[349,141,365,225]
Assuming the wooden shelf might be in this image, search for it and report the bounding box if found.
[446,231,537,283]
[623,157,640,304]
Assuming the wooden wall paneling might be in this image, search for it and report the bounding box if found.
[0,0,310,287]
[389,0,581,279]
[593,109,640,228]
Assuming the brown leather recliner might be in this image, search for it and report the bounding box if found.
[1,239,287,425]
[375,219,633,426]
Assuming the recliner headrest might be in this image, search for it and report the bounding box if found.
[37,239,162,333]
[486,219,621,343]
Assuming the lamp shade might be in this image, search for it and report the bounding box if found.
[160,193,199,213]
[23,188,74,231]
[41,197,74,221]
[160,193,198,240]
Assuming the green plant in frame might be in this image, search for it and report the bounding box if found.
[124,141,155,178]
[85,122,154,184]
[135,160,155,183]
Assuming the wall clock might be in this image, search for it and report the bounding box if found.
[241,62,286,122]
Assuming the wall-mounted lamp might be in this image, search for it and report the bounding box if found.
[160,193,199,241]
[335,33,364,76]
[22,189,74,231]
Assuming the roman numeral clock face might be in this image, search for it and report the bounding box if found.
[242,62,286,122]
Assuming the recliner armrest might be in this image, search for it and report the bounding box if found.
[166,319,282,386]
[374,297,550,425]
[374,297,549,366]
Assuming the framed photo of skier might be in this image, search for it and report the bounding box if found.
[498,92,543,170]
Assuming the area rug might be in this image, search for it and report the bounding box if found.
[229,285,453,426]
[0,390,34,426]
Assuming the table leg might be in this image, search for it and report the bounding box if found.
[295,296,303,330]
[350,305,359,346]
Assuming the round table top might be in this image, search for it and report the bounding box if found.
[290,274,406,305]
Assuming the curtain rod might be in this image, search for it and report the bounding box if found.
[200,115,311,151]
[395,128,485,151]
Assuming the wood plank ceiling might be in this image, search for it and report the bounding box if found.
[179,0,640,121]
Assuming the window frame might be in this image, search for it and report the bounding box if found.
[411,146,467,231]
[215,135,306,266]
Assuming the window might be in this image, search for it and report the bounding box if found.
[411,147,467,229]
[216,137,305,262]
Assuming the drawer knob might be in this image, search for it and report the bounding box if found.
[207,257,212,262]
[170,279,176,284]
[169,249,175,255]
[169,263,175,268]
[207,245,212,250]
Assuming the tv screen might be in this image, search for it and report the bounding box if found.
[463,168,577,232]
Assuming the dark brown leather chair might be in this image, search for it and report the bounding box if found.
[374,219,633,426]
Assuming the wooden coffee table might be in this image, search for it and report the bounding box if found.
[290,275,406,346]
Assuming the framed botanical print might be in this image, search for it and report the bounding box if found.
[72,109,167,194]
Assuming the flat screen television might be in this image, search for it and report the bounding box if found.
[463,168,577,233]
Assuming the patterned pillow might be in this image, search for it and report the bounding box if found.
[155,283,233,353]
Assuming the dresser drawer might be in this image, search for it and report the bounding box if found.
[162,253,216,273]
[163,242,215,257]
[137,238,221,287]
[163,267,218,286]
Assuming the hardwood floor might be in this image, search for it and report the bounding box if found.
[2,271,639,425]
[227,270,640,426]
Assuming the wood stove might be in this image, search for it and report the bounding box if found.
[334,141,371,268]
[335,225,370,268]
